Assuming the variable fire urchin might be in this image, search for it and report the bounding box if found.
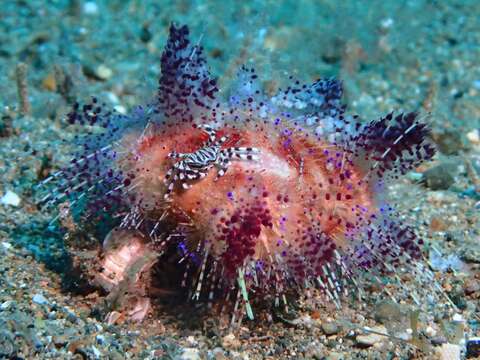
[40,24,442,322]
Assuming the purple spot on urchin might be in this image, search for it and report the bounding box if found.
[255,261,264,271]
[178,241,187,254]
[283,138,292,148]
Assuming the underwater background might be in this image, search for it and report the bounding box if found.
[0,0,479,359]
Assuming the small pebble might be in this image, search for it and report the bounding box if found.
[42,73,57,91]
[83,2,99,15]
[66,312,78,324]
[407,171,424,182]
[53,335,68,346]
[179,347,200,360]
[466,129,479,144]
[1,190,21,206]
[431,336,448,346]
[114,105,127,114]
[1,242,12,251]
[186,335,197,347]
[422,161,457,190]
[106,91,120,104]
[452,313,464,322]
[32,293,49,306]
[47,311,57,320]
[322,322,340,336]
[96,334,106,345]
[425,326,437,337]
[380,17,394,29]
[0,300,15,311]
[356,326,387,347]
[95,65,113,80]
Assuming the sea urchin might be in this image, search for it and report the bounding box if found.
[40,24,438,322]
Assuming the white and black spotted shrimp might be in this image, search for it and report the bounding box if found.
[163,125,260,199]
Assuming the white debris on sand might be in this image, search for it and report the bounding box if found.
[1,190,21,206]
